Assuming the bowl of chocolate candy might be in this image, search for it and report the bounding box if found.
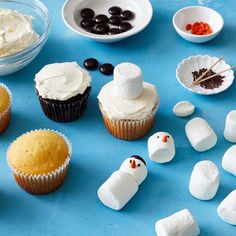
[176,55,235,95]
[62,0,153,42]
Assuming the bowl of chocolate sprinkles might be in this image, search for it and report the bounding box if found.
[176,55,235,95]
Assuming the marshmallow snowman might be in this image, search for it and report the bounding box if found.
[113,62,144,100]
[148,132,175,163]
[155,209,200,236]
[97,155,147,210]
[217,190,236,225]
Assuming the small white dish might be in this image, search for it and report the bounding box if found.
[62,0,153,43]
[173,6,224,43]
[176,55,235,95]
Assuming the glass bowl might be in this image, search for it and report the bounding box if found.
[0,0,50,76]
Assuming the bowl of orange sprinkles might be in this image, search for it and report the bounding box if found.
[173,6,224,43]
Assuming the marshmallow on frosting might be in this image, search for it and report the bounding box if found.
[217,190,236,225]
[98,62,159,120]
[222,145,236,176]
[185,117,217,152]
[155,209,200,236]
[189,160,219,200]
[224,110,236,143]
[97,156,147,210]
[35,62,91,101]
[114,62,143,100]
[148,132,175,163]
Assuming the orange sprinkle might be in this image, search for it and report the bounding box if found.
[186,21,213,35]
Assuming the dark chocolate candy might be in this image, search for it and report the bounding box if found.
[83,58,99,70]
[95,14,109,24]
[80,8,95,19]
[118,22,132,32]
[108,6,122,15]
[109,15,121,26]
[108,28,120,35]
[99,63,114,75]
[80,19,95,28]
[120,10,134,20]
[95,24,110,34]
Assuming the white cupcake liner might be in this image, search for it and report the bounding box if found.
[99,103,158,140]
[7,129,72,195]
[0,83,12,133]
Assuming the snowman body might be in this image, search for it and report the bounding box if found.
[98,156,147,210]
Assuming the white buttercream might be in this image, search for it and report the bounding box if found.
[35,62,92,101]
[98,81,158,120]
[0,8,39,57]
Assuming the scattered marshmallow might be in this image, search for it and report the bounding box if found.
[173,101,195,117]
[155,209,200,236]
[113,62,143,100]
[224,110,236,143]
[148,132,175,163]
[222,145,236,176]
[185,117,217,152]
[97,155,147,210]
[189,160,219,200]
[217,190,236,225]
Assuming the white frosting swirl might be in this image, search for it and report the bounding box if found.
[98,81,159,120]
[0,8,39,57]
[35,62,92,101]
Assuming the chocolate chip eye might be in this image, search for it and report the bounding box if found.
[157,136,159,138]
[129,159,132,163]
[167,136,170,138]
[137,164,141,167]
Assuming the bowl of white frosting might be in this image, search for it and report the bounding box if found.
[0,0,50,76]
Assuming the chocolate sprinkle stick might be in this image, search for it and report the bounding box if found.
[192,56,224,86]
[194,65,236,86]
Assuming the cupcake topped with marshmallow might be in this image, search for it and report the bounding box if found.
[98,62,159,140]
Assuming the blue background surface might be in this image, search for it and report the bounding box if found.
[1,0,236,235]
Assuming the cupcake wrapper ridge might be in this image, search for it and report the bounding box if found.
[0,83,12,134]
[99,103,158,141]
[38,87,91,123]
[7,129,72,195]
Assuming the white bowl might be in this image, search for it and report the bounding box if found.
[176,55,235,95]
[62,0,153,43]
[173,6,224,43]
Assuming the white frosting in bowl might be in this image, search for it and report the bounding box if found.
[35,62,92,101]
[0,8,39,57]
[98,81,159,120]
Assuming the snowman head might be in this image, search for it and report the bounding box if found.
[119,155,148,185]
[148,132,175,163]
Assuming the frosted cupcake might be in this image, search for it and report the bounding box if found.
[0,83,12,134]
[7,129,71,195]
[98,62,159,140]
[35,62,92,122]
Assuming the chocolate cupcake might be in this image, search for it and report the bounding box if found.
[98,62,159,140]
[35,62,92,122]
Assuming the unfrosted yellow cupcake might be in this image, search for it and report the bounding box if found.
[0,84,12,134]
[7,129,71,194]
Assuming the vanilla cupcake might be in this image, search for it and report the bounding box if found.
[7,130,71,194]
[0,83,12,134]
[35,62,92,122]
[98,62,159,140]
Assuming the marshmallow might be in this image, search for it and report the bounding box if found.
[98,156,147,210]
[185,117,217,152]
[224,110,236,143]
[217,190,236,225]
[173,101,195,118]
[114,62,143,100]
[189,160,219,200]
[222,145,236,176]
[155,209,200,236]
[148,132,175,163]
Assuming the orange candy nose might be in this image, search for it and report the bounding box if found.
[162,135,168,143]
[130,160,136,168]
